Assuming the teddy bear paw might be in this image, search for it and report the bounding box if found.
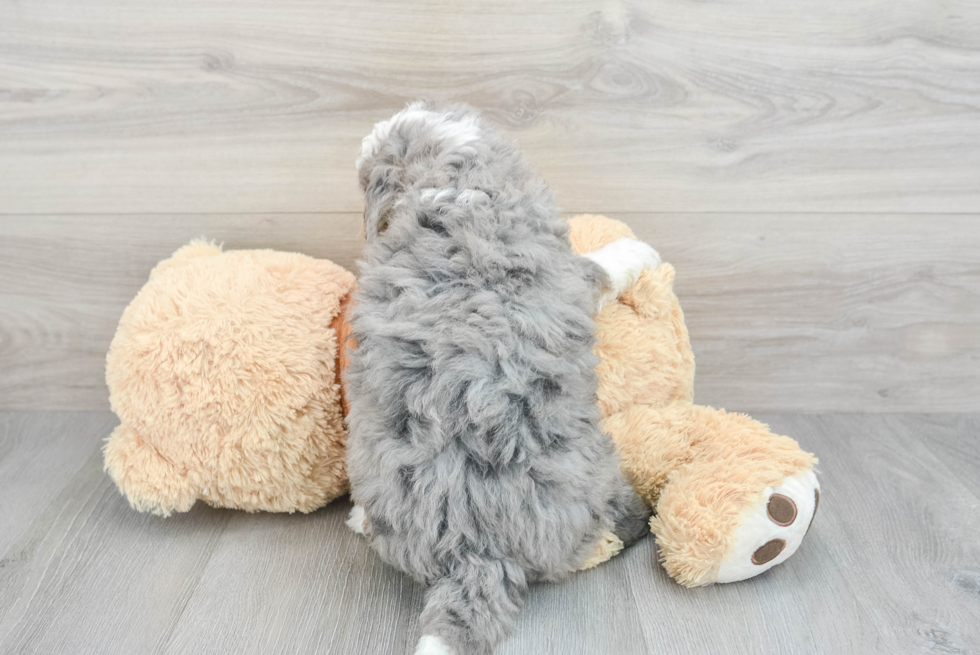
[715,469,820,583]
[582,236,661,301]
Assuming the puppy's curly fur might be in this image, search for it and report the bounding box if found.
[346,103,650,655]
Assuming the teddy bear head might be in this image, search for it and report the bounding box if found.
[104,241,356,515]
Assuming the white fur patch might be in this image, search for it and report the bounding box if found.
[415,635,454,655]
[582,237,661,304]
[715,469,820,584]
[346,505,367,535]
[356,119,392,172]
[419,186,456,203]
[355,103,482,172]
[455,189,487,204]
[418,187,489,206]
[428,113,481,149]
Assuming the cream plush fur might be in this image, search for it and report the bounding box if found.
[568,215,820,587]
[104,240,356,516]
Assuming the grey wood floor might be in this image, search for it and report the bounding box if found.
[1,411,978,655]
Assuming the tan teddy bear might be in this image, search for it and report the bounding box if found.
[568,215,820,586]
[105,222,819,588]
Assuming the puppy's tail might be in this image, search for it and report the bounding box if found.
[414,557,527,655]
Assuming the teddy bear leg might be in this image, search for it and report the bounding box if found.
[647,405,819,586]
[103,424,197,516]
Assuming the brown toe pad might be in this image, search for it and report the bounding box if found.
[752,539,786,565]
[767,494,798,526]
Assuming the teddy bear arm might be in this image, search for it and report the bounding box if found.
[103,424,198,517]
[621,265,695,401]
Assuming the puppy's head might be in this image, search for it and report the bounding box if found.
[355,102,484,242]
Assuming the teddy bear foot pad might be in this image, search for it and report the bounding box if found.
[714,470,820,584]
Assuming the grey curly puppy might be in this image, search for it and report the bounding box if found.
[346,103,659,655]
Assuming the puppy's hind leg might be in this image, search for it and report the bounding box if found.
[346,505,368,535]
[415,558,527,655]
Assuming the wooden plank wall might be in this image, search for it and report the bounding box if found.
[1,0,979,412]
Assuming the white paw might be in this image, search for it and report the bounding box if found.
[415,634,454,655]
[715,469,821,584]
[346,505,367,535]
[582,237,661,301]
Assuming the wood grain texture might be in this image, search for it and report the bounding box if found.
[910,414,980,499]
[2,213,978,412]
[0,412,117,555]
[1,0,979,214]
[631,214,980,413]
[1,411,978,654]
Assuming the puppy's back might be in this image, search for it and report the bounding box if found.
[347,104,622,655]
